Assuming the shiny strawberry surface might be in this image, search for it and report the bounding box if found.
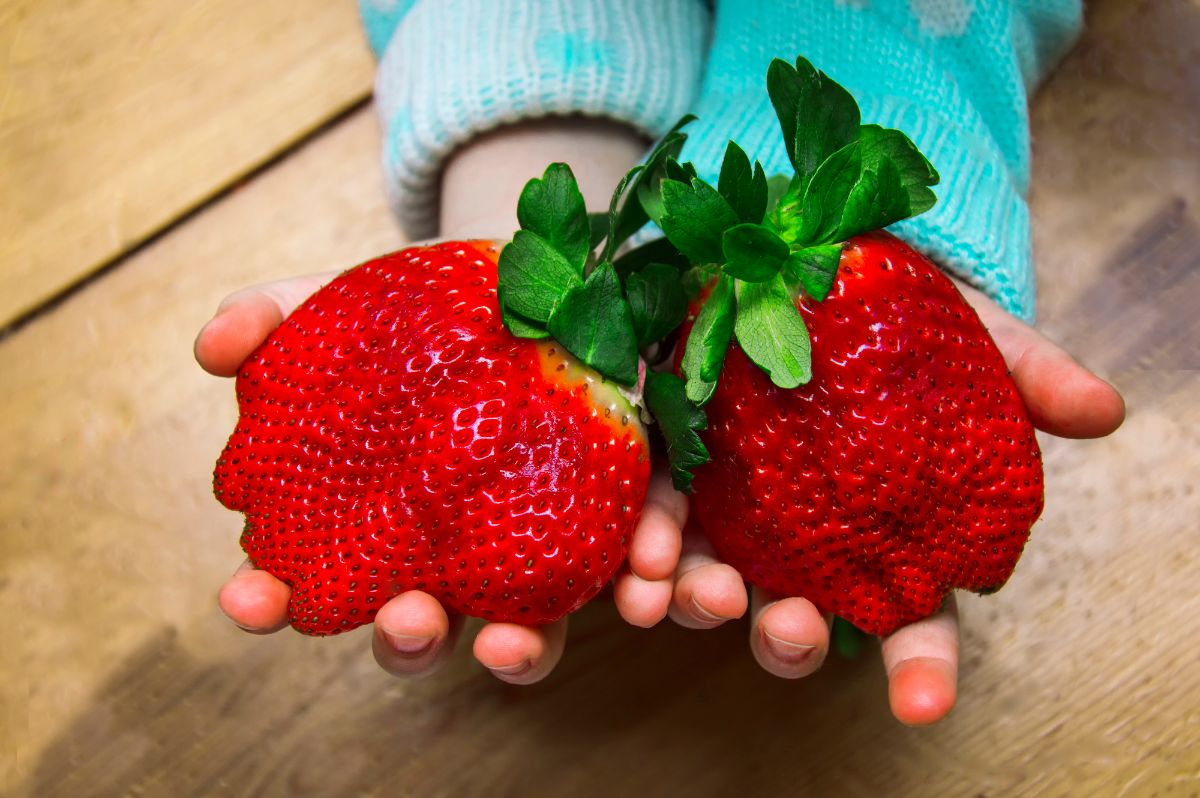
[215,242,649,634]
[689,232,1044,635]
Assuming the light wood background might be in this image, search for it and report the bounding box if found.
[0,0,373,325]
[2,1,1197,796]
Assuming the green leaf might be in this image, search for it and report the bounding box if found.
[784,244,843,302]
[857,125,939,215]
[768,175,807,246]
[638,178,668,229]
[836,156,912,242]
[687,374,718,410]
[717,141,769,224]
[734,275,812,389]
[516,163,590,273]
[758,63,940,254]
[721,223,789,282]
[680,275,735,405]
[663,157,697,183]
[497,285,551,339]
[625,263,688,347]
[643,371,709,493]
[765,174,793,217]
[546,261,639,385]
[831,616,868,658]
[606,115,695,251]
[638,156,697,229]
[602,165,644,264]
[790,57,860,189]
[660,178,739,264]
[497,230,583,323]
[766,57,860,189]
[588,212,609,250]
[798,140,863,245]
[766,59,806,174]
[749,162,769,223]
[662,157,700,192]
[612,237,690,277]
[501,312,551,339]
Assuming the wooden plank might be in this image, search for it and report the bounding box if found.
[1,1,1198,795]
[0,108,405,792]
[0,0,374,326]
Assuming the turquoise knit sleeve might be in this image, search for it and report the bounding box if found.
[358,0,711,241]
[680,0,1082,321]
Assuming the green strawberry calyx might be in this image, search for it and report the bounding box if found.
[497,120,710,492]
[498,56,940,492]
[664,56,940,409]
[658,57,941,488]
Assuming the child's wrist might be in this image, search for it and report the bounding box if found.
[439,117,647,240]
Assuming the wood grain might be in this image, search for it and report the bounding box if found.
[2,1,1198,796]
[0,0,373,326]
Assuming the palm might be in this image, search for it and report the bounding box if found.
[196,270,1123,721]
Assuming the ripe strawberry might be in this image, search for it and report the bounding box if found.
[215,240,651,634]
[213,152,710,637]
[682,232,1043,635]
[646,56,1046,636]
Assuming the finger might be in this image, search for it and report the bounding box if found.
[473,618,569,685]
[194,271,339,377]
[614,468,688,628]
[749,587,831,679]
[880,594,960,726]
[667,524,748,629]
[954,281,1126,439]
[372,591,463,678]
[613,566,673,628]
[626,467,687,581]
[217,559,291,634]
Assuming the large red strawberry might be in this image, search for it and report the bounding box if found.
[647,56,1045,636]
[215,240,651,634]
[214,153,712,635]
[681,232,1043,635]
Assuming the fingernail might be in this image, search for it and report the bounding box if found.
[217,603,261,634]
[689,596,726,624]
[763,631,817,663]
[488,660,532,677]
[383,632,436,656]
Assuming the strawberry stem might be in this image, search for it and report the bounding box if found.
[831,616,868,658]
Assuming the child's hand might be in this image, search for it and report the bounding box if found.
[662,279,1126,725]
[196,117,1123,720]
[196,264,1123,715]
[195,271,686,684]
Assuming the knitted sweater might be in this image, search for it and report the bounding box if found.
[359,0,1082,321]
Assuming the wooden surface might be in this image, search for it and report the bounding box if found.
[2,1,1198,795]
[0,0,373,325]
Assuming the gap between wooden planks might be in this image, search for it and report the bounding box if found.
[0,0,375,327]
